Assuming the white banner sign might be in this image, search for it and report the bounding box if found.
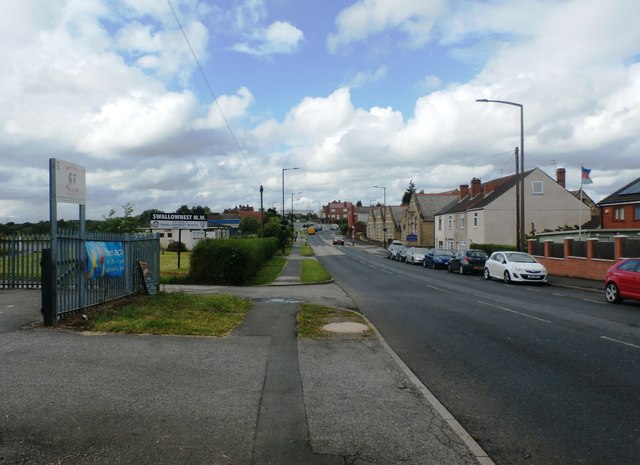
[150,213,207,230]
[55,159,86,204]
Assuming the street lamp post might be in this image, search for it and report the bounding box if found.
[373,185,386,245]
[476,99,525,251]
[282,167,300,222]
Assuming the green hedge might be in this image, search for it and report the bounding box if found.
[189,237,279,285]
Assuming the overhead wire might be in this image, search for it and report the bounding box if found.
[166,0,261,187]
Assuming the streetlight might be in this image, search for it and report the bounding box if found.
[476,98,525,251]
[282,167,300,221]
[373,185,386,244]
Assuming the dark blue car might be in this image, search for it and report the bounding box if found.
[423,248,454,269]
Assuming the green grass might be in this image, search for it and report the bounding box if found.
[300,245,314,256]
[246,256,287,285]
[300,259,331,283]
[297,304,370,338]
[90,292,251,336]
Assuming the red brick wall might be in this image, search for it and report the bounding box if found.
[528,238,623,282]
[601,204,640,229]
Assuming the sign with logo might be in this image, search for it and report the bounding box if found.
[192,229,206,245]
[406,234,418,242]
[150,213,208,230]
[55,159,86,204]
[85,241,125,280]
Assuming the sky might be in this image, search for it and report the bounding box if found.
[2,0,640,223]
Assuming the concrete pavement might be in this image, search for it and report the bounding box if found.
[0,244,492,465]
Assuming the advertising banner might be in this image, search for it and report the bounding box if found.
[85,241,125,279]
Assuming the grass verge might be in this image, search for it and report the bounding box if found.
[300,259,331,283]
[246,256,287,285]
[300,244,314,256]
[297,304,370,338]
[64,292,252,336]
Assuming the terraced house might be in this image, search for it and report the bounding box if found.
[434,168,584,249]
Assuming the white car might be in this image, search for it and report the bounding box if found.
[483,251,547,284]
[405,247,429,265]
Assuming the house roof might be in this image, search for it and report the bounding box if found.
[415,192,460,220]
[389,206,406,224]
[437,171,526,215]
[598,177,640,206]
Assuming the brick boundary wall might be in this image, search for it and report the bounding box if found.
[527,236,632,282]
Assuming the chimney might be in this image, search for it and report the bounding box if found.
[470,178,482,197]
[459,184,469,199]
[556,168,566,188]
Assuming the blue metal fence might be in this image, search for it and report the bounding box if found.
[1,230,159,325]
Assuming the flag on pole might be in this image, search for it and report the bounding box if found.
[581,167,593,185]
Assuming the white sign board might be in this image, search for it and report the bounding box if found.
[192,230,205,245]
[55,159,86,204]
[150,213,207,230]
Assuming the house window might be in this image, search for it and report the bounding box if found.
[615,207,625,220]
[447,216,453,229]
[459,214,465,229]
[473,213,478,228]
[167,233,173,238]
[635,206,640,220]
[438,217,442,231]
[532,181,544,195]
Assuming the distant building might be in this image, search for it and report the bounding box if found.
[598,176,640,229]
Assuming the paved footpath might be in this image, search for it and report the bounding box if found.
[0,244,494,465]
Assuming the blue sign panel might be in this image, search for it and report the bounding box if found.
[85,241,125,279]
[407,234,418,242]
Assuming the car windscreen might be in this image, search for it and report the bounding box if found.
[469,251,488,258]
[506,253,536,263]
[435,250,453,256]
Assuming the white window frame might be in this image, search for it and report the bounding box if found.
[532,181,544,195]
[473,212,478,228]
[459,214,465,229]
[447,216,453,229]
[615,207,625,220]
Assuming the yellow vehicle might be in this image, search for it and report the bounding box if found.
[307,226,315,235]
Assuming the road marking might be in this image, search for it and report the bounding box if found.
[601,336,640,349]
[551,292,566,296]
[583,298,604,304]
[427,284,446,292]
[478,300,552,323]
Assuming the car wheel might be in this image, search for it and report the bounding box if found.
[422,260,427,268]
[605,282,622,304]
[483,268,491,280]
[459,265,465,275]
[432,262,436,270]
[503,271,511,284]
[447,264,453,273]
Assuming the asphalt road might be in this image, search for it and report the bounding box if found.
[311,232,640,465]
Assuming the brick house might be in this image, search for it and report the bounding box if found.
[598,177,640,229]
[398,191,459,247]
[434,168,584,249]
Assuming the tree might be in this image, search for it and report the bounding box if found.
[98,203,139,234]
[402,180,416,206]
[356,200,363,207]
[239,216,259,235]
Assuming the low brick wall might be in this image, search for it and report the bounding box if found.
[527,237,627,282]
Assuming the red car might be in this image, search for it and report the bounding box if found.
[605,258,640,304]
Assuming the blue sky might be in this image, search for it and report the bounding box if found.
[2,0,640,222]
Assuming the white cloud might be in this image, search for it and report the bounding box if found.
[346,66,389,89]
[327,0,445,53]
[232,21,304,56]
[193,87,255,129]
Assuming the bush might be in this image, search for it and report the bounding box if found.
[166,241,187,252]
[189,237,279,285]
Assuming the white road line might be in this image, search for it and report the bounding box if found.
[427,284,445,291]
[601,336,640,349]
[584,298,604,304]
[551,292,566,296]
[478,300,552,323]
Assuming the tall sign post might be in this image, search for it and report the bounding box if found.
[47,158,86,325]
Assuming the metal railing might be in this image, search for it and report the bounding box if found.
[4,230,160,325]
[0,234,49,289]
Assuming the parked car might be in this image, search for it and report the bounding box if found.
[386,240,403,259]
[405,247,430,265]
[604,258,640,304]
[448,249,489,274]
[332,235,345,245]
[423,248,454,269]
[483,251,547,284]
[396,246,408,262]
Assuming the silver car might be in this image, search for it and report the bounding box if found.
[484,251,547,284]
[405,247,430,265]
